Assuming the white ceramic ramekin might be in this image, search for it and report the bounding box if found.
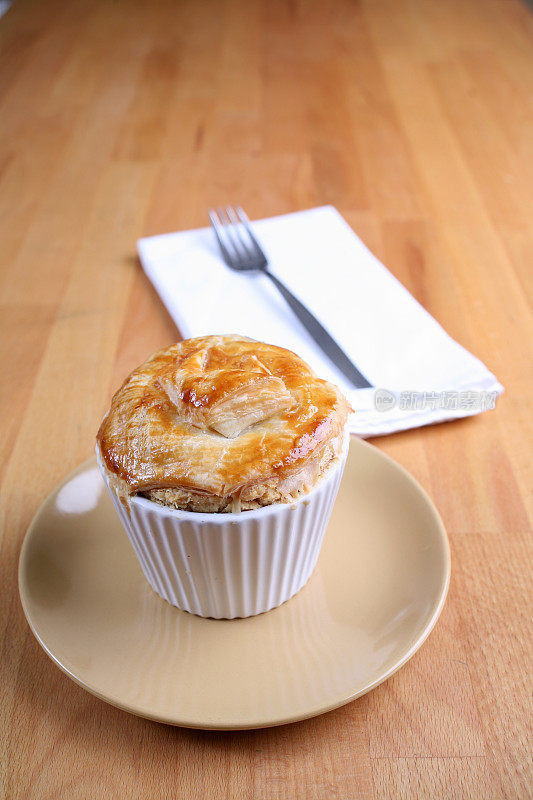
[97,435,349,619]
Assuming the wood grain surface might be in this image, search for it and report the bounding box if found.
[1,0,532,797]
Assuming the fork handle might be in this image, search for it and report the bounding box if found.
[264,271,372,389]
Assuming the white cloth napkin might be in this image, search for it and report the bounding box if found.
[138,206,503,436]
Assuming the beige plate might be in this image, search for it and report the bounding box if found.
[19,437,450,730]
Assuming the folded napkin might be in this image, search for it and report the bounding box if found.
[138,206,503,437]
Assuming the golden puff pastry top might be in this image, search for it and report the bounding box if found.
[97,335,351,512]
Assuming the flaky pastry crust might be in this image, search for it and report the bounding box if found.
[97,335,351,512]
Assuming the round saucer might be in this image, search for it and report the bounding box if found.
[19,437,450,729]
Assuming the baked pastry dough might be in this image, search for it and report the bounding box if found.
[97,335,351,512]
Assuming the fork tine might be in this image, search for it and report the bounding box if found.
[217,206,251,264]
[209,209,235,266]
[225,206,239,224]
[226,205,257,263]
[235,206,267,262]
[226,206,260,264]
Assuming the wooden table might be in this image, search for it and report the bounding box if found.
[1,0,532,797]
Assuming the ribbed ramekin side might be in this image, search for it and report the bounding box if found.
[104,489,161,595]
[297,458,345,591]
[264,513,288,612]
[129,503,169,599]
[97,442,348,618]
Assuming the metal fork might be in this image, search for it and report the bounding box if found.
[208,206,372,389]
